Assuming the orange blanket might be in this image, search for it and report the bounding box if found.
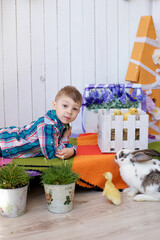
[72,133,128,190]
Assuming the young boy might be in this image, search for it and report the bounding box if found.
[0,86,82,159]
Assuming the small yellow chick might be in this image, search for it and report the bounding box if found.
[128,107,139,115]
[123,112,131,121]
[114,109,122,116]
[103,172,121,205]
[123,107,139,121]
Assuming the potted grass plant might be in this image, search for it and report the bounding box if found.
[0,164,30,217]
[41,161,79,213]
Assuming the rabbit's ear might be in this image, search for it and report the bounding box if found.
[131,149,160,162]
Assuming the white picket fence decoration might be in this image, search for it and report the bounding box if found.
[98,109,149,153]
[82,83,144,133]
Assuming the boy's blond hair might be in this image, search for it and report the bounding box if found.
[55,86,82,105]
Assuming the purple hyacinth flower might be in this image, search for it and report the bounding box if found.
[119,93,127,104]
[130,88,137,98]
[136,90,146,102]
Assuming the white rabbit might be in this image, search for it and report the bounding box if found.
[115,149,160,201]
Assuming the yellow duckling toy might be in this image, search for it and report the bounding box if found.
[114,109,122,116]
[102,172,121,205]
[122,112,131,121]
[123,107,138,121]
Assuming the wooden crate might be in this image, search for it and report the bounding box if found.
[98,109,149,153]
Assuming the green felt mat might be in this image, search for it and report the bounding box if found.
[11,138,77,172]
[148,141,160,160]
[148,141,160,152]
[12,156,74,172]
[11,139,160,172]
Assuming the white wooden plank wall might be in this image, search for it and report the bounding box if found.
[17,0,32,126]
[0,0,160,133]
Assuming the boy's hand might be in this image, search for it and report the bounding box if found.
[63,126,72,139]
[55,148,74,159]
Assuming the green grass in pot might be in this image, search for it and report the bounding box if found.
[0,164,30,189]
[41,162,79,185]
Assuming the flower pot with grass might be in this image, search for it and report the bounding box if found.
[41,162,79,213]
[0,164,30,217]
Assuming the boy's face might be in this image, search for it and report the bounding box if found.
[52,95,81,124]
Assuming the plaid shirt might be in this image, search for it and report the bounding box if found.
[0,110,73,159]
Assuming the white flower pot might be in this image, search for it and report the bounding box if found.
[44,182,76,213]
[0,185,28,217]
[84,109,99,133]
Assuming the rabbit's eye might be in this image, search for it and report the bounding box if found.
[119,151,124,158]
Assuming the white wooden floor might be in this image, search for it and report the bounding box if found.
[0,178,160,240]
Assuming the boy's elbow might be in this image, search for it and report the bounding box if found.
[72,147,76,156]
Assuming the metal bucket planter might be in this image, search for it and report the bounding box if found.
[44,182,76,213]
[0,185,28,217]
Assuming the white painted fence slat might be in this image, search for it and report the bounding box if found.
[83,0,95,86]
[98,111,112,152]
[127,115,136,150]
[70,0,84,133]
[58,0,70,88]
[70,0,83,90]
[104,114,112,152]
[16,0,32,126]
[118,0,130,83]
[95,0,107,83]
[0,1,5,126]
[115,115,123,151]
[139,114,149,149]
[106,0,118,84]
[2,0,18,126]
[31,0,45,120]
[44,0,58,111]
